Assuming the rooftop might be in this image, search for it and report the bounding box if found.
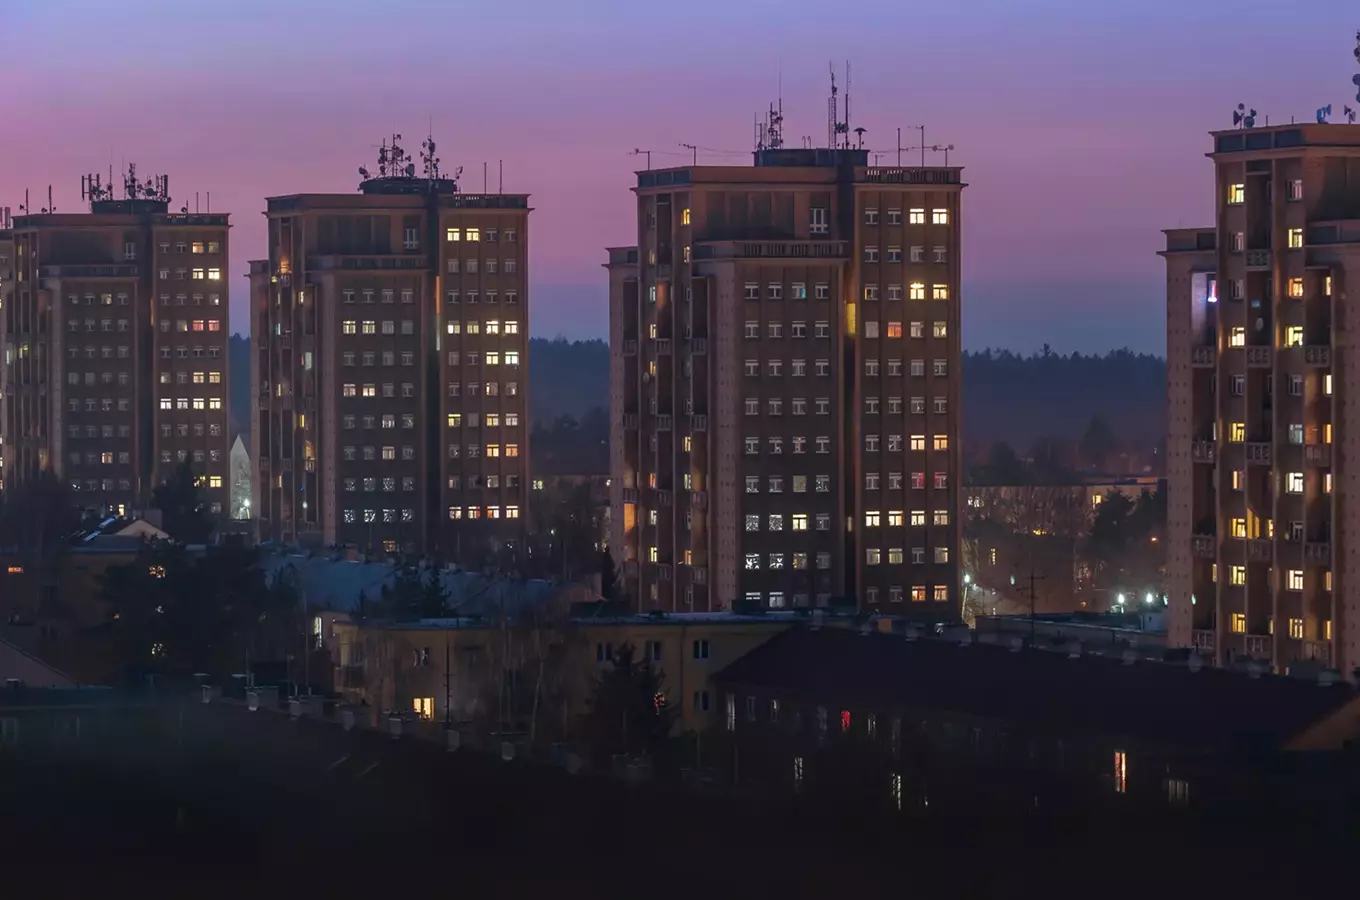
[258,551,564,616]
[715,626,1359,751]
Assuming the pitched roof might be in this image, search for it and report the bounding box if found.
[715,626,1358,750]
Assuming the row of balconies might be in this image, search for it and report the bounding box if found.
[1191,535,1331,562]
[1187,345,1331,368]
[1191,629,1334,666]
[1191,440,1331,467]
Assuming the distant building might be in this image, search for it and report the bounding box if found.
[249,137,530,559]
[0,170,230,518]
[607,140,964,616]
[331,607,804,734]
[229,434,251,520]
[1162,124,1360,674]
[714,625,1360,816]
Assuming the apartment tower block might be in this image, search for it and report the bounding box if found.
[250,138,530,558]
[1163,123,1360,675]
[0,173,230,517]
[607,145,963,613]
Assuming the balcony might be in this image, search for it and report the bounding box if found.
[1245,346,1271,368]
[1247,539,1272,562]
[1191,629,1215,653]
[656,490,672,507]
[655,339,672,356]
[1246,442,1272,465]
[1304,345,1331,367]
[691,491,708,509]
[655,415,672,431]
[1190,345,1216,367]
[691,337,707,355]
[1191,535,1216,559]
[622,488,639,504]
[1304,640,1332,666]
[692,240,848,261]
[622,413,639,429]
[1246,249,1271,268]
[1304,444,1331,467]
[1192,441,1216,464]
[1245,635,1270,658]
[691,414,708,431]
[622,339,638,356]
[1305,542,1331,565]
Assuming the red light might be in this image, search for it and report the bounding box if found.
[841,710,851,732]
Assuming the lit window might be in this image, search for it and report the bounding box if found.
[1230,517,1246,538]
[1113,750,1128,793]
[681,207,691,226]
[1286,471,1304,493]
[932,434,948,451]
[466,228,481,242]
[1229,327,1245,347]
[908,208,925,224]
[1286,569,1304,592]
[1285,326,1304,348]
[1287,228,1304,249]
[1230,565,1246,586]
[909,283,926,301]
[930,208,948,225]
[1230,612,1246,632]
[931,284,948,301]
[865,510,881,527]
[1228,183,1245,204]
[1288,278,1304,298]
[1229,422,1246,442]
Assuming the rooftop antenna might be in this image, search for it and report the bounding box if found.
[897,127,925,166]
[680,142,698,165]
[1352,29,1360,107]
[1317,104,1333,123]
[930,143,957,166]
[844,62,853,150]
[853,126,867,150]
[827,64,839,149]
[421,133,441,181]
[1232,103,1257,129]
[630,148,653,171]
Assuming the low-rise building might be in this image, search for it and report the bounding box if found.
[330,607,811,738]
[713,625,1360,817]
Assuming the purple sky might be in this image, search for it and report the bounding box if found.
[4,0,1358,354]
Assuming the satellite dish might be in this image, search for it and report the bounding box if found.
[359,167,370,179]
[405,163,416,177]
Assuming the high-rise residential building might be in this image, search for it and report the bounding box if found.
[1163,122,1360,675]
[250,137,530,559]
[0,208,13,497]
[0,173,231,517]
[607,143,964,613]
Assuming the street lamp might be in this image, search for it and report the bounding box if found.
[1115,592,1126,607]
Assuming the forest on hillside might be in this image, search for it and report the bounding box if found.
[226,338,1165,471]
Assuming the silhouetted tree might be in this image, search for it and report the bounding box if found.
[0,468,79,558]
[152,461,213,543]
[420,568,450,618]
[1079,416,1118,472]
[599,550,620,601]
[583,643,675,763]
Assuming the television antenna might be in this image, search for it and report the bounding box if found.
[629,148,653,171]
[1232,103,1257,129]
[680,142,698,165]
[896,126,926,167]
[828,63,850,149]
[929,143,957,166]
[1317,104,1333,123]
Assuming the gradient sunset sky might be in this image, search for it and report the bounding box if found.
[5,0,1357,354]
